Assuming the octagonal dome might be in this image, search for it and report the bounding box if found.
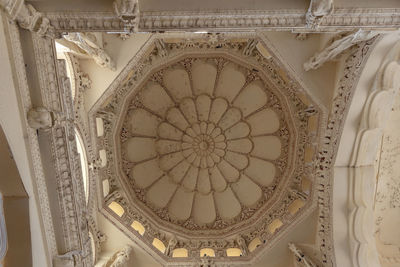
[91,34,324,265]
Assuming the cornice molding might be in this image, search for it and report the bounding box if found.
[42,8,400,33]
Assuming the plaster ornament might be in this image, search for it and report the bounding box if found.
[90,35,324,264]
[0,0,55,37]
[305,0,333,29]
[295,33,308,41]
[97,110,116,124]
[155,39,168,58]
[304,29,379,71]
[102,245,134,267]
[0,193,7,266]
[199,256,215,267]
[54,250,84,267]
[27,107,53,129]
[77,72,91,92]
[242,39,258,56]
[113,0,139,32]
[89,158,103,171]
[121,59,287,227]
[64,33,116,71]
[119,33,132,41]
[236,235,248,256]
[288,243,318,267]
[105,190,122,204]
[165,236,178,256]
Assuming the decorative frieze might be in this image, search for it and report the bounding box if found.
[43,8,400,33]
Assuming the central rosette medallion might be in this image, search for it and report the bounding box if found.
[155,95,253,195]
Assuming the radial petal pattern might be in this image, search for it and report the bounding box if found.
[121,58,286,226]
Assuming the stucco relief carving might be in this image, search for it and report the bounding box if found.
[348,43,400,267]
[113,0,139,32]
[310,34,379,266]
[289,243,319,267]
[120,59,289,227]
[373,58,400,264]
[305,0,333,29]
[101,245,133,267]
[89,34,323,265]
[304,30,379,71]
[64,33,116,70]
[27,107,54,129]
[0,0,55,37]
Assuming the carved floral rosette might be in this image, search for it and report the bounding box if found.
[89,34,325,265]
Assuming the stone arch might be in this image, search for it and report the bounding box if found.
[332,32,400,267]
[343,40,400,267]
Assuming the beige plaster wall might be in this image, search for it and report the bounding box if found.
[80,33,151,112]
[263,31,337,109]
[97,214,162,267]
[253,209,318,267]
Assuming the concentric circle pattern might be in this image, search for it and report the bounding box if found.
[120,58,290,228]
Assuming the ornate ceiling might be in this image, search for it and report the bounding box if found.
[90,34,325,265]
[120,57,291,231]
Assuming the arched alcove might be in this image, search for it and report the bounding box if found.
[0,126,32,266]
[373,78,400,266]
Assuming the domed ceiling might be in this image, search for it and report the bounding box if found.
[91,34,325,265]
[121,58,290,231]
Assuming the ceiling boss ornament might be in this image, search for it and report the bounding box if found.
[91,35,324,264]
